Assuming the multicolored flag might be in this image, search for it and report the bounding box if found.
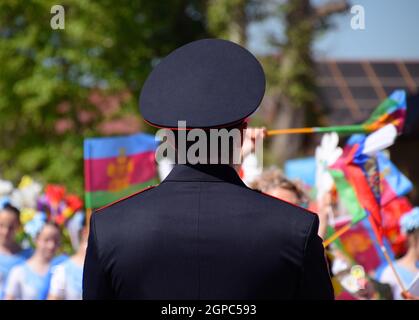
[382,196,413,256]
[334,218,394,273]
[334,133,386,245]
[323,149,369,248]
[328,168,367,224]
[267,90,407,136]
[84,133,159,209]
[330,129,413,243]
[363,90,407,133]
[376,151,413,206]
[329,139,383,246]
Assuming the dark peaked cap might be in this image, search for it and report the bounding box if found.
[139,39,266,129]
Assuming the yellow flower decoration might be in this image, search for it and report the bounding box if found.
[18,175,34,189]
[20,208,36,225]
[350,265,365,280]
[63,207,74,219]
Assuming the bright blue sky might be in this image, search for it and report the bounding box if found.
[248,0,419,60]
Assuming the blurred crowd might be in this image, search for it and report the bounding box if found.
[0,204,87,300]
[0,128,418,300]
[239,128,419,300]
[0,179,86,300]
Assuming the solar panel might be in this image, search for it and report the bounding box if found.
[316,60,419,124]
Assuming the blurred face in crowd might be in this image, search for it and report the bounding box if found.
[266,187,299,205]
[251,169,305,206]
[408,230,419,260]
[0,209,19,246]
[35,224,61,261]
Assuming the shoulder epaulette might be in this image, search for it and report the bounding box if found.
[94,185,156,214]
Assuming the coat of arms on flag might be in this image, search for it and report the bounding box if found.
[84,133,159,209]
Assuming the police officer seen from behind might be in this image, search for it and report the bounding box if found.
[83,39,334,300]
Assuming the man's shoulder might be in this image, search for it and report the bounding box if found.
[92,184,158,219]
[232,187,320,257]
[219,185,319,242]
[244,187,318,223]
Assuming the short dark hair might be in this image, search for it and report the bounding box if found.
[251,167,308,205]
[1,204,20,221]
[407,228,419,242]
[170,121,246,164]
[36,221,61,239]
[44,221,60,231]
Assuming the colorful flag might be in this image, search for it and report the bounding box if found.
[267,90,407,136]
[382,196,413,256]
[375,151,412,255]
[329,169,367,224]
[329,136,384,248]
[331,139,383,242]
[376,151,413,206]
[84,133,159,209]
[363,90,406,133]
[339,136,413,243]
[335,218,394,273]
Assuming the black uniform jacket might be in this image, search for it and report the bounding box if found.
[83,164,334,300]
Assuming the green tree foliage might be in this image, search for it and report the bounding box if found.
[207,0,268,45]
[206,0,349,165]
[268,0,349,164]
[0,0,207,196]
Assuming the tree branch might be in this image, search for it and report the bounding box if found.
[314,0,350,19]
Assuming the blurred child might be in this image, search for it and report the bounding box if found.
[48,214,87,300]
[4,222,61,300]
[251,167,308,206]
[379,207,419,299]
[0,204,32,299]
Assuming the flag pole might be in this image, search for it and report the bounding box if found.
[266,123,395,136]
[323,222,352,248]
[267,125,369,136]
[266,93,404,136]
[267,127,316,135]
[371,153,407,296]
[363,153,408,297]
[323,223,408,295]
[380,245,407,295]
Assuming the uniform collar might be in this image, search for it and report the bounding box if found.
[163,164,247,186]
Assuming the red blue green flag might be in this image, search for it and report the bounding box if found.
[84,133,159,209]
